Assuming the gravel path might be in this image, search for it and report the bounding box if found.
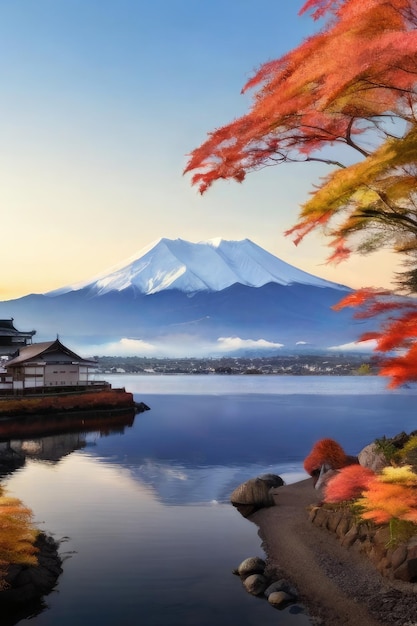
[250,479,417,626]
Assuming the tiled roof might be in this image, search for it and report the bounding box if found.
[0,319,36,337]
[6,339,96,367]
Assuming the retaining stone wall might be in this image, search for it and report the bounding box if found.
[309,505,417,583]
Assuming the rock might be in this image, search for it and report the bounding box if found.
[0,533,62,606]
[393,557,417,582]
[231,477,281,517]
[134,402,150,413]
[358,443,389,472]
[391,431,410,448]
[243,574,267,595]
[268,590,295,607]
[257,474,285,488]
[264,579,298,599]
[373,527,391,547]
[335,515,350,538]
[312,507,329,529]
[237,556,266,577]
[341,524,359,547]
[327,510,343,533]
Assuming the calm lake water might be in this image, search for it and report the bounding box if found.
[3,375,417,626]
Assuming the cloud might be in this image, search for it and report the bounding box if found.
[327,339,377,352]
[74,335,285,358]
[216,337,284,352]
[73,338,158,357]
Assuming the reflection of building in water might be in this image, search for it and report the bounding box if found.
[0,411,136,478]
[10,432,87,462]
[0,434,87,475]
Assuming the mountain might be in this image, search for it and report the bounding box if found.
[49,237,346,296]
[0,238,373,357]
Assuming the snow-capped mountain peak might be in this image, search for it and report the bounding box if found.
[48,237,347,296]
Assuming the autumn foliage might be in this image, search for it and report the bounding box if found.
[304,438,351,475]
[357,479,417,525]
[319,437,417,531]
[186,0,417,274]
[186,0,417,386]
[335,289,417,387]
[324,464,376,503]
[0,485,39,589]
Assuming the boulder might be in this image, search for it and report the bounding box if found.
[268,590,295,608]
[237,556,266,577]
[264,579,297,599]
[358,443,389,472]
[243,574,267,595]
[230,475,283,517]
[257,474,285,488]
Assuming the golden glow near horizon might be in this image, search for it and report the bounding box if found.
[0,235,397,301]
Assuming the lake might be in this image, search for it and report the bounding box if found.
[3,375,417,625]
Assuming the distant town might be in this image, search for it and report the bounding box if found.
[95,354,377,376]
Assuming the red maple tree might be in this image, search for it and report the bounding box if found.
[335,289,417,387]
[185,0,417,386]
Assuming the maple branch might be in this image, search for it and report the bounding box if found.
[302,155,346,168]
[344,118,370,157]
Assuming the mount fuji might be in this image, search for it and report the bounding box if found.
[50,237,345,296]
[0,238,373,357]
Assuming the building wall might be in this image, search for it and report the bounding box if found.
[44,364,80,386]
[22,365,44,387]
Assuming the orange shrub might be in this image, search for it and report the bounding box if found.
[304,438,348,475]
[324,465,376,503]
[356,481,417,525]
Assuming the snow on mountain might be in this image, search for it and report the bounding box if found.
[48,237,347,296]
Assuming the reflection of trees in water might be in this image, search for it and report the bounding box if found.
[2,596,47,626]
[1,533,64,626]
[0,443,25,479]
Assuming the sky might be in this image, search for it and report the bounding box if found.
[0,0,399,301]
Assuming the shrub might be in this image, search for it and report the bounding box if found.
[304,438,348,475]
[0,485,38,590]
[324,465,376,503]
[356,481,417,525]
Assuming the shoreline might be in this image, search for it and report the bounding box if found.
[249,479,417,626]
[0,388,136,417]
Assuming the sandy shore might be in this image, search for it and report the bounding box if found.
[249,478,417,626]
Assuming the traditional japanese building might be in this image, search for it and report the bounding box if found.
[4,338,97,390]
[0,319,36,356]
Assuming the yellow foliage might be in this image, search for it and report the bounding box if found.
[0,484,39,587]
[400,436,417,458]
[300,128,417,221]
[379,465,417,485]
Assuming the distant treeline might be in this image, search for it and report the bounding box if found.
[94,354,376,376]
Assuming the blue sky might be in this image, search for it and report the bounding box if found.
[0,0,396,299]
